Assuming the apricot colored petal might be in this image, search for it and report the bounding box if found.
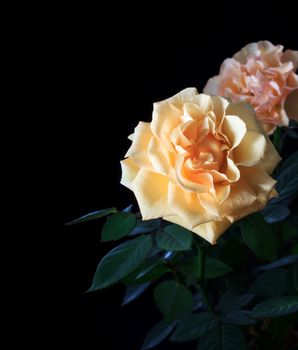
[125,122,152,169]
[131,168,171,220]
[234,130,266,166]
[215,184,230,203]
[168,182,220,228]
[192,218,231,244]
[226,102,263,133]
[226,158,240,182]
[222,115,246,148]
[148,136,172,175]
[219,178,257,218]
[241,166,277,204]
[211,95,229,123]
[259,138,281,174]
[120,158,140,190]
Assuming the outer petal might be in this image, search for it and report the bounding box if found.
[192,218,231,244]
[222,115,246,148]
[131,168,172,220]
[234,130,266,166]
[120,158,140,190]
[241,166,277,204]
[125,122,153,169]
[226,102,263,133]
[282,50,298,71]
[203,76,221,95]
[259,138,282,174]
[168,182,220,229]
[148,136,172,175]
[219,178,257,217]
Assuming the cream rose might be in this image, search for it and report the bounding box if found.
[120,88,281,244]
[204,41,298,134]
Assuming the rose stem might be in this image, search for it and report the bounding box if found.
[195,240,215,313]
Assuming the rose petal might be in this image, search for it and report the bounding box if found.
[192,218,231,244]
[226,102,263,133]
[203,76,221,95]
[282,50,298,71]
[168,182,220,228]
[222,115,246,148]
[148,136,172,175]
[125,122,153,169]
[120,158,140,190]
[131,168,172,220]
[234,130,266,166]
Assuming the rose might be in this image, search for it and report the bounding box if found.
[120,88,280,244]
[204,41,298,134]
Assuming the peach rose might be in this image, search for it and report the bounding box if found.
[120,88,281,244]
[204,41,298,134]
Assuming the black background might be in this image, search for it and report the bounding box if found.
[61,6,296,349]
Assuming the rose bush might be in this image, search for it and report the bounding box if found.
[204,41,298,134]
[121,88,281,244]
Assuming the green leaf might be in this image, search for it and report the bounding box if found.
[130,219,161,235]
[154,281,193,323]
[156,224,193,251]
[223,310,256,326]
[170,312,218,342]
[178,257,233,279]
[141,320,176,350]
[65,207,117,225]
[121,282,150,306]
[240,213,279,261]
[293,263,298,291]
[198,325,248,350]
[282,222,298,240]
[257,255,298,271]
[218,291,254,314]
[277,150,298,175]
[249,268,286,298]
[251,296,298,318]
[261,204,290,223]
[123,258,170,285]
[89,235,152,291]
[292,244,298,255]
[205,257,233,278]
[102,212,137,241]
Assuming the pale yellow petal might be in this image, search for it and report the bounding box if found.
[241,166,277,204]
[192,218,231,244]
[219,178,257,218]
[211,95,229,123]
[215,184,230,203]
[125,122,152,169]
[183,102,206,120]
[168,182,220,228]
[120,158,140,190]
[259,138,282,174]
[234,130,266,166]
[222,115,246,148]
[226,102,263,133]
[225,158,240,182]
[148,136,172,175]
[131,168,172,220]
[190,94,213,113]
